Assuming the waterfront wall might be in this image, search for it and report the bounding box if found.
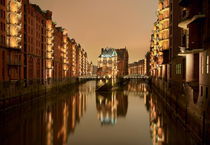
[0,78,80,109]
[151,77,209,144]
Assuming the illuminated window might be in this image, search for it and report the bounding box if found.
[207,56,209,74]
[176,64,182,74]
[201,56,204,74]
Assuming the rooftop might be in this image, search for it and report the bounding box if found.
[99,48,117,58]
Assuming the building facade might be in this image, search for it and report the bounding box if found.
[24,3,48,85]
[0,0,6,81]
[116,48,129,76]
[0,0,91,86]
[69,39,77,77]
[97,47,129,78]
[147,1,210,142]
[178,0,210,100]
[97,48,118,78]
[150,0,170,80]
[5,0,24,81]
[129,59,146,75]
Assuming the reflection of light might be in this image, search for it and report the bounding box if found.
[144,94,147,105]
[149,96,166,145]
[57,103,68,144]
[71,97,76,128]
[46,112,53,145]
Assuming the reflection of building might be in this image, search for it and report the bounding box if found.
[96,91,128,125]
[149,97,165,145]
[53,92,87,145]
[126,81,149,97]
[97,47,128,78]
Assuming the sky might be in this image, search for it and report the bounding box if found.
[30,0,157,64]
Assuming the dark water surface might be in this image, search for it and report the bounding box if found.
[0,81,199,145]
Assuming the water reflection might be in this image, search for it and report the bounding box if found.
[0,85,87,145]
[149,97,165,145]
[147,91,200,145]
[0,81,204,145]
[126,81,149,97]
[45,92,87,145]
[96,91,128,125]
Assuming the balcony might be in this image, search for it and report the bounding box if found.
[178,46,204,56]
[178,14,205,30]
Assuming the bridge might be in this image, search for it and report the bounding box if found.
[123,74,150,79]
[78,75,97,80]
[78,74,151,80]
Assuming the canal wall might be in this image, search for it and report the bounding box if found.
[151,77,209,144]
[0,78,89,110]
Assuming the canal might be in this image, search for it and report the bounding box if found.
[0,81,200,145]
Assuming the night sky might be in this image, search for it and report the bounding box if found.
[30,0,157,64]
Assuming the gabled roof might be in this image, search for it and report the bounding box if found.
[99,48,117,58]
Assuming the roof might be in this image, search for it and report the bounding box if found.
[99,48,117,58]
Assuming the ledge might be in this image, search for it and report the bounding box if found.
[178,14,205,29]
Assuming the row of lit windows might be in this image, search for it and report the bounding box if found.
[159,30,169,40]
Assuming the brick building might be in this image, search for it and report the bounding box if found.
[53,27,64,81]
[45,11,55,83]
[116,48,129,76]
[97,48,118,78]
[178,0,210,99]
[145,51,151,76]
[0,0,6,81]
[69,39,77,77]
[97,47,128,78]
[75,44,81,76]
[129,59,146,75]
[4,0,24,81]
[150,0,170,79]
[24,2,48,85]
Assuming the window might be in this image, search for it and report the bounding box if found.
[0,0,5,6]
[207,56,209,74]
[206,87,209,99]
[0,10,2,18]
[201,86,203,97]
[176,64,182,74]
[201,56,204,74]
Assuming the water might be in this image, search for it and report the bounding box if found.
[0,81,200,145]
